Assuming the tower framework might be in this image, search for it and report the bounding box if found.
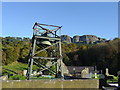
[27,22,63,80]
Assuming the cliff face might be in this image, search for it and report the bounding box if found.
[61,35,72,43]
[61,35,106,44]
[73,35,80,43]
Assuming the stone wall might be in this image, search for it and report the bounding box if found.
[2,79,99,88]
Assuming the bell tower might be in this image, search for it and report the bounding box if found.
[27,22,63,80]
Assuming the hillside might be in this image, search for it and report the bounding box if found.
[1,36,120,76]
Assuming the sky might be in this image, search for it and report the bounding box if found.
[2,2,118,40]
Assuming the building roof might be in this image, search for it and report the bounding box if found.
[67,66,96,74]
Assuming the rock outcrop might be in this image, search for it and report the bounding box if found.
[61,35,106,44]
[61,35,72,43]
[73,35,80,43]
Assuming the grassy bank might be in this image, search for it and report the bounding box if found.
[2,61,39,80]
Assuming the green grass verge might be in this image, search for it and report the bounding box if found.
[30,76,55,80]
[9,75,26,80]
[2,61,39,80]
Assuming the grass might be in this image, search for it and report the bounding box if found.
[3,61,39,72]
[107,76,118,83]
[9,75,26,80]
[2,61,39,79]
[107,79,118,83]
[3,62,28,72]
[2,61,57,80]
[30,76,55,80]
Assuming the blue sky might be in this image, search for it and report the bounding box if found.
[2,2,118,40]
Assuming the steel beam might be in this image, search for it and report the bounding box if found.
[27,22,63,80]
[33,56,57,60]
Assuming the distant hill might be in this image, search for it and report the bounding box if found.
[61,35,108,44]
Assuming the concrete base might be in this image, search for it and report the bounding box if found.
[2,79,99,88]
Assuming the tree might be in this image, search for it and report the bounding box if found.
[63,54,70,65]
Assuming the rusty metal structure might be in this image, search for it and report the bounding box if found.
[27,22,63,80]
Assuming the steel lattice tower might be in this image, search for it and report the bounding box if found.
[27,22,63,80]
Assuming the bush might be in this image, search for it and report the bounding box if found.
[9,75,26,80]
